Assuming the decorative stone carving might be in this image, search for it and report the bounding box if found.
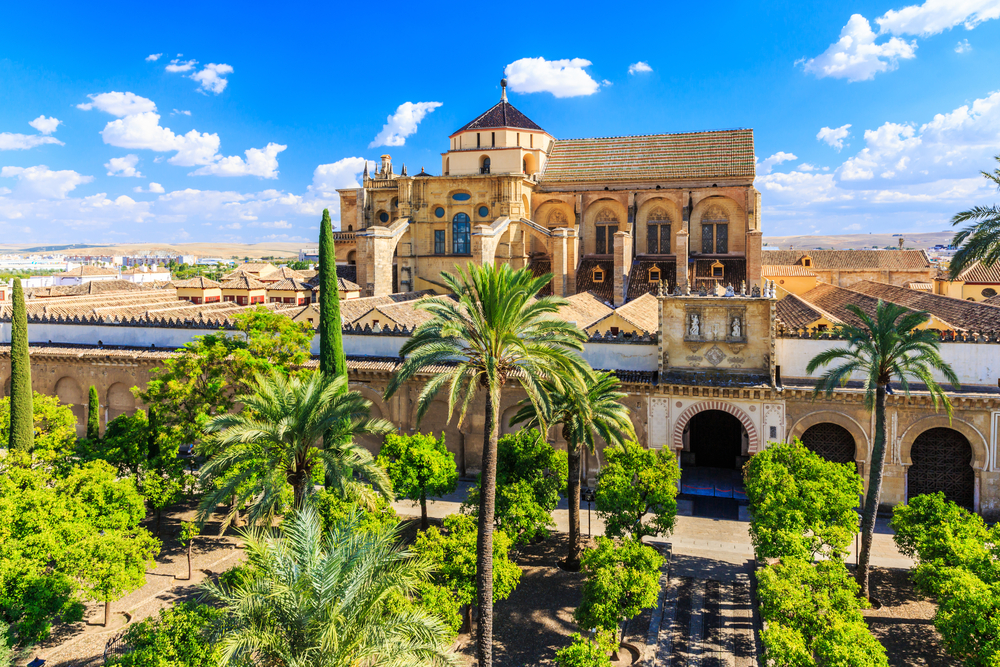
[751,284,761,298]
[688,313,701,338]
[704,345,726,366]
[731,316,741,338]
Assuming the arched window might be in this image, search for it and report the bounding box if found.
[647,206,671,254]
[453,213,471,254]
[480,156,491,174]
[983,288,997,298]
[523,158,528,174]
[701,204,729,254]
[595,208,619,255]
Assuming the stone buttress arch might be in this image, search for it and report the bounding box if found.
[787,410,870,463]
[672,401,758,453]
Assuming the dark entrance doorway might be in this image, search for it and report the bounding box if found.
[681,410,747,519]
[908,428,975,510]
[801,423,856,466]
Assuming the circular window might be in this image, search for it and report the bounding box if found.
[434,207,445,218]
[452,192,471,201]
[478,206,489,218]
[982,288,997,298]
[378,212,389,223]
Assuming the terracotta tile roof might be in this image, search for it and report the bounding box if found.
[54,265,119,277]
[693,258,746,291]
[220,275,267,290]
[790,284,892,329]
[337,277,361,291]
[173,276,222,289]
[763,265,817,277]
[234,262,279,276]
[453,100,544,134]
[775,293,837,329]
[27,279,150,297]
[986,294,1000,307]
[576,258,615,302]
[907,282,933,291]
[337,290,436,323]
[557,292,614,329]
[762,249,931,271]
[542,129,755,184]
[848,280,1000,331]
[366,299,440,329]
[611,293,659,333]
[955,261,1000,283]
[272,266,306,280]
[627,259,676,302]
[122,266,169,275]
[528,255,553,297]
[267,278,312,292]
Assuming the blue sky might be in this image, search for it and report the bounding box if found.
[1,0,999,245]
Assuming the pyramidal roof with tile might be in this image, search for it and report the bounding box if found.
[452,90,544,136]
[268,278,313,291]
[220,275,267,290]
[954,261,1000,283]
[542,129,755,185]
[173,276,222,289]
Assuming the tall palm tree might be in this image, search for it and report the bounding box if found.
[948,154,1000,278]
[806,300,958,599]
[384,263,588,667]
[198,370,394,529]
[203,505,458,667]
[511,369,635,569]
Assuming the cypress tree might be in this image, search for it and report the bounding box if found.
[8,278,33,451]
[87,386,100,440]
[319,208,347,382]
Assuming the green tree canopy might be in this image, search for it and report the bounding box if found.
[463,428,567,546]
[595,441,680,540]
[377,432,458,530]
[744,439,861,561]
[87,386,100,440]
[105,602,224,667]
[77,410,151,478]
[203,506,458,667]
[0,392,77,471]
[309,488,398,536]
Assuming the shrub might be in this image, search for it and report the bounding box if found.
[105,601,224,667]
[595,441,679,540]
[555,632,614,667]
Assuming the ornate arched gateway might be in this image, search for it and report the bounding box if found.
[673,402,757,503]
[801,423,856,465]
[908,427,975,510]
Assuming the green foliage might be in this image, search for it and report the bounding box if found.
[105,602,225,667]
[757,559,887,667]
[0,460,155,644]
[932,568,1000,666]
[87,386,100,440]
[377,432,458,523]
[463,429,567,546]
[0,392,77,470]
[8,278,32,452]
[414,514,521,608]
[203,506,458,666]
[319,208,347,382]
[555,632,614,667]
[77,410,150,478]
[76,528,161,612]
[179,522,200,546]
[575,537,663,638]
[948,154,1000,278]
[198,370,394,529]
[595,441,680,540]
[744,439,861,561]
[230,307,313,371]
[308,488,398,535]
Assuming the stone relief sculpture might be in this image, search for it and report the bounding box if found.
[731,317,741,338]
[689,314,700,337]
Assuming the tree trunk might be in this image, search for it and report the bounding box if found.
[104,599,111,627]
[293,470,309,510]
[463,604,474,636]
[420,489,429,531]
[156,508,162,536]
[856,384,887,600]
[475,387,501,667]
[187,541,192,580]
[566,440,582,570]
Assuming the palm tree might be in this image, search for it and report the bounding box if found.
[948,154,1000,278]
[384,263,588,667]
[198,369,394,530]
[511,369,635,569]
[203,505,458,667]
[806,299,958,599]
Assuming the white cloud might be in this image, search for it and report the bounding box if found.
[189,143,286,178]
[0,133,63,150]
[165,58,197,73]
[105,155,142,178]
[845,223,863,231]
[252,220,292,229]
[369,102,442,148]
[133,182,165,194]
[172,109,191,116]
[308,157,372,197]
[146,53,163,62]
[1,165,93,199]
[190,63,233,94]
[100,111,221,166]
[77,91,157,117]
[817,124,852,151]
[876,0,1000,37]
[757,152,798,175]
[28,115,61,135]
[801,14,917,82]
[628,61,653,75]
[504,57,600,98]
[956,38,973,52]
[222,222,242,230]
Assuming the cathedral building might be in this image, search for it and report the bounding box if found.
[339,81,762,306]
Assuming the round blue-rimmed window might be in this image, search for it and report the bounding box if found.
[379,212,389,223]
[452,192,471,201]
[478,206,490,218]
[434,207,445,218]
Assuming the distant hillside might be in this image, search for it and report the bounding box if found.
[0,242,303,259]
[763,231,954,251]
